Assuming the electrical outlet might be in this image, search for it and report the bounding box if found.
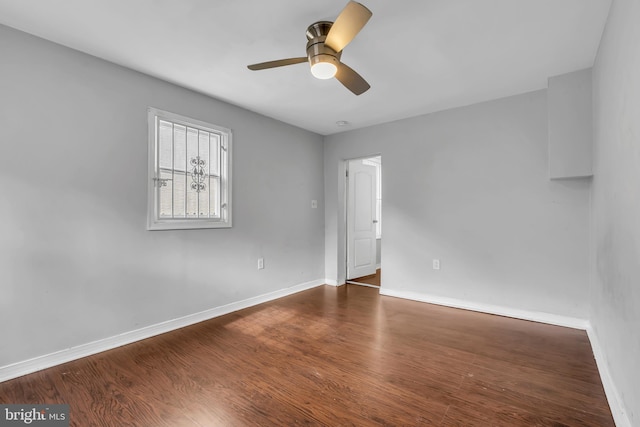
[258,258,264,270]
[432,259,440,270]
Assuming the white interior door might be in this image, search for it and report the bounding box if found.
[347,159,377,280]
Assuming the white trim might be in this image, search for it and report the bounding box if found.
[3,280,629,427]
[586,326,632,427]
[378,288,635,425]
[147,107,233,230]
[0,279,325,383]
[346,281,380,289]
[324,278,340,287]
[379,288,589,330]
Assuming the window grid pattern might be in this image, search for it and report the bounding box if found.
[148,108,231,230]
[157,120,222,219]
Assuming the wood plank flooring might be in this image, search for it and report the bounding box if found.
[350,269,381,287]
[0,285,614,426]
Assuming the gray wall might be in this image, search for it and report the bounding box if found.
[591,0,640,422]
[325,90,591,319]
[4,11,637,422]
[548,69,593,179]
[0,25,324,367]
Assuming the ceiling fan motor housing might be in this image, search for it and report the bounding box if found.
[306,21,341,71]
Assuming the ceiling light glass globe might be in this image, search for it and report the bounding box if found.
[311,62,337,79]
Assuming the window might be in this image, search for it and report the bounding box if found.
[147,108,232,230]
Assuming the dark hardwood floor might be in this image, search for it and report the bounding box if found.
[0,285,614,426]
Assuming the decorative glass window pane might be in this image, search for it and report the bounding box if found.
[147,108,232,230]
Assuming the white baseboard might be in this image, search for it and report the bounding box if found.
[379,288,589,330]
[379,288,632,426]
[346,281,379,289]
[3,281,630,427]
[324,279,340,287]
[0,279,325,383]
[587,326,632,427]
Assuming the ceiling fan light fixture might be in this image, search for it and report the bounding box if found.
[310,54,338,79]
[311,62,337,79]
[247,2,372,94]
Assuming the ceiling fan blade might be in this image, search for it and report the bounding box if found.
[247,57,308,71]
[324,1,372,53]
[335,62,370,95]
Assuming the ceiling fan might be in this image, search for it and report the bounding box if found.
[247,1,372,96]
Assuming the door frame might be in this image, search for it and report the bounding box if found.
[343,154,382,286]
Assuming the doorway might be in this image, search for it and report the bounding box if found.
[346,156,381,288]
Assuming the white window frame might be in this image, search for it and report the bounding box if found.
[147,107,232,230]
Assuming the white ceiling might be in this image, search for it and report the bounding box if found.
[0,0,611,135]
